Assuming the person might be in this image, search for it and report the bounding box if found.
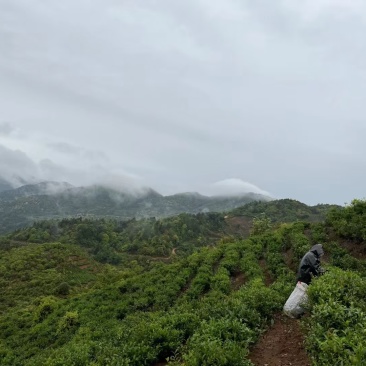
[296,244,325,285]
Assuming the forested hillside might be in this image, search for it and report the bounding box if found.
[0,199,336,265]
[0,182,271,234]
[1,199,365,365]
[230,199,340,222]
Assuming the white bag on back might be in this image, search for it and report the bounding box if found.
[283,281,308,318]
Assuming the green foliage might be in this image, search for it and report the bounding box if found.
[3,213,225,265]
[2,196,366,366]
[34,296,58,323]
[183,317,253,366]
[54,282,70,296]
[324,241,366,273]
[211,267,231,294]
[326,199,366,241]
[240,252,263,282]
[220,243,241,274]
[305,268,366,365]
[231,199,339,223]
[289,231,311,263]
[309,222,328,243]
[0,242,100,311]
[57,311,80,334]
[250,213,272,236]
[0,231,286,366]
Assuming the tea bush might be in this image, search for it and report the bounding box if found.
[306,268,366,365]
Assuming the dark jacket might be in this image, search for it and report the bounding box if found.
[296,244,324,285]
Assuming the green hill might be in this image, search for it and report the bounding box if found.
[0,199,365,365]
[229,198,340,222]
[0,182,271,234]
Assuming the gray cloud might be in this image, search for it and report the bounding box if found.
[48,142,109,163]
[1,1,366,204]
[48,142,82,155]
[82,150,109,163]
[0,144,38,185]
[0,143,143,192]
[0,122,14,136]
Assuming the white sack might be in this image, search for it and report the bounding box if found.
[283,281,308,318]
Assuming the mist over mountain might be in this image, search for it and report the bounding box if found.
[0,179,272,234]
[0,178,13,193]
[0,181,74,200]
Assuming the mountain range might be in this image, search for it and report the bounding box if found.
[0,179,272,234]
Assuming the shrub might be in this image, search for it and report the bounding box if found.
[57,312,80,334]
[305,268,366,365]
[54,282,70,296]
[34,296,58,323]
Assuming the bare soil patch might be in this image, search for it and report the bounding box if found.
[249,314,310,366]
[283,248,297,272]
[340,240,366,260]
[259,259,273,286]
[231,271,246,290]
[326,228,366,260]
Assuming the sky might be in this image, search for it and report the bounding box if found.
[1,0,366,205]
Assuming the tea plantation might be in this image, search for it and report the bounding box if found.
[0,199,365,365]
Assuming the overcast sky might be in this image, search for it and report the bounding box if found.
[1,0,366,205]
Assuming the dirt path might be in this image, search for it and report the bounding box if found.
[249,314,311,366]
[149,248,177,261]
[259,259,273,286]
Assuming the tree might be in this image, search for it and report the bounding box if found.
[250,213,272,236]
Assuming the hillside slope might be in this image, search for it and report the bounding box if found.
[0,182,271,234]
[1,199,364,366]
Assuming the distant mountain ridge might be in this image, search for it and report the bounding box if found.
[0,181,74,201]
[0,180,272,234]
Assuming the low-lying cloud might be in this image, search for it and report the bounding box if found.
[207,178,272,197]
[0,143,272,198]
[0,144,38,185]
[0,143,143,192]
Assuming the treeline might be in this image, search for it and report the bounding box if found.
[326,198,366,242]
[2,212,225,265]
[230,199,340,223]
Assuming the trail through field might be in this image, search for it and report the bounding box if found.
[249,313,310,366]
